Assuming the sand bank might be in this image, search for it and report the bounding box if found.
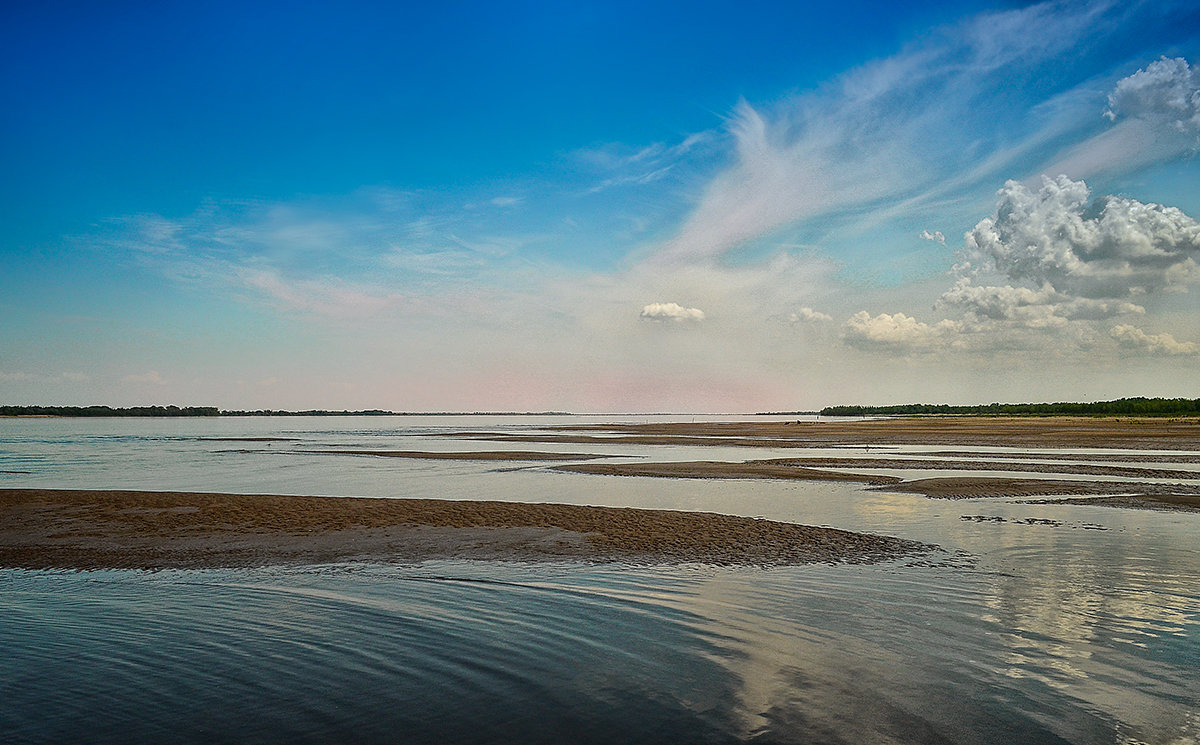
[873,477,1200,499]
[555,461,900,484]
[1028,494,1200,512]
[0,489,929,570]
[308,450,616,461]
[758,457,1200,480]
[454,416,1200,450]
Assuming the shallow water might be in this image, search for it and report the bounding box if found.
[2,416,1199,744]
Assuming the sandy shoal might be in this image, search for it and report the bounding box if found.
[555,461,900,484]
[450,416,1200,450]
[1027,494,1200,512]
[0,489,929,571]
[873,477,1200,499]
[308,450,616,461]
[757,456,1200,480]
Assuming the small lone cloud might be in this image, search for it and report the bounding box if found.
[490,196,524,207]
[640,302,706,322]
[123,370,166,385]
[920,230,946,245]
[789,307,833,323]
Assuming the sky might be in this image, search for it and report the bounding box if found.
[2,0,1199,412]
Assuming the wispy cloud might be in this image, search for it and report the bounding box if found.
[649,2,1169,265]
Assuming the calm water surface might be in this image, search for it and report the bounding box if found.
[2,416,1199,744]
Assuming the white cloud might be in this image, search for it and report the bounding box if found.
[639,302,706,323]
[920,230,946,245]
[1105,57,1200,134]
[1043,56,1200,179]
[964,175,1200,299]
[789,307,833,323]
[938,279,1144,326]
[1110,324,1198,356]
[123,371,166,385]
[842,311,961,350]
[648,2,1130,265]
[490,196,524,207]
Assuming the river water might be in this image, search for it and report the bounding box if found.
[2,416,1198,744]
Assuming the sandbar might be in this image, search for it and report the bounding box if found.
[307,449,616,461]
[0,489,930,570]
[556,461,900,484]
[453,416,1200,450]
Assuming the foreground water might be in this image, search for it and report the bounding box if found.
[2,416,1199,744]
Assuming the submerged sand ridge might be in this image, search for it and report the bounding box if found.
[0,489,930,570]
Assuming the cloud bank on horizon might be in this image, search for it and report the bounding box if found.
[1,0,1198,411]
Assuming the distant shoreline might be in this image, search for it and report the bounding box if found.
[2,397,1197,418]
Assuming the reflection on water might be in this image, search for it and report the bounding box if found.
[1,416,1199,743]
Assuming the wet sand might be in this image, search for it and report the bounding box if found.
[539,417,1200,512]
[557,461,901,485]
[0,489,930,570]
[758,456,1200,480]
[874,477,1200,500]
[1029,494,1200,513]
[452,416,1200,450]
[307,450,617,461]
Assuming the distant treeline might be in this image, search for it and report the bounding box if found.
[0,405,221,417]
[1,405,576,417]
[819,397,1200,417]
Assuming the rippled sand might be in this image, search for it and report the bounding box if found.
[0,489,930,570]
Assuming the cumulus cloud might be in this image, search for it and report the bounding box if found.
[640,302,706,322]
[963,175,1200,299]
[1110,324,1198,356]
[789,307,833,323]
[920,230,946,245]
[842,311,961,350]
[938,279,1145,327]
[1045,56,1200,179]
[1105,57,1200,135]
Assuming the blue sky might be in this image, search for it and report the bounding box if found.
[2,0,1199,411]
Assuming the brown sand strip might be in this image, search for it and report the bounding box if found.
[0,489,929,570]
[1027,494,1200,513]
[757,457,1200,481]
[530,417,1200,451]
[307,450,616,462]
[554,461,901,485]
[187,437,300,442]
[925,450,1200,464]
[874,477,1200,500]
